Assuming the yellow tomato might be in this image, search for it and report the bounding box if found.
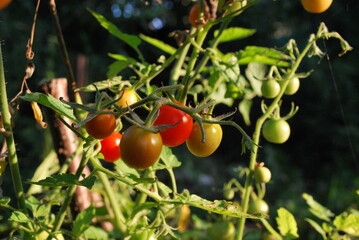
[301,0,333,13]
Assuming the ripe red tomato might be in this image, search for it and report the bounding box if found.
[85,110,116,139]
[261,79,280,99]
[186,122,223,157]
[249,199,269,215]
[189,3,209,28]
[100,132,122,162]
[262,119,290,144]
[0,0,12,10]
[120,125,162,170]
[301,0,333,13]
[117,89,137,108]
[153,103,193,147]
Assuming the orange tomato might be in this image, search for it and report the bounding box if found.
[0,0,12,10]
[301,0,333,13]
[189,3,209,28]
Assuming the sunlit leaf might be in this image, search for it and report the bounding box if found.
[214,27,256,43]
[276,208,299,239]
[333,213,359,237]
[237,46,291,67]
[302,193,334,222]
[139,34,176,55]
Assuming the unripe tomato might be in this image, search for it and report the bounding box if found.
[186,122,223,157]
[262,119,290,144]
[248,199,269,215]
[0,0,12,10]
[100,132,122,162]
[120,125,162,170]
[254,166,271,183]
[261,79,280,99]
[37,231,65,240]
[85,110,116,139]
[207,221,235,240]
[189,3,209,28]
[301,0,333,13]
[153,103,193,147]
[225,0,247,16]
[223,187,235,200]
[117,89,137,108]
[283,77,300,95]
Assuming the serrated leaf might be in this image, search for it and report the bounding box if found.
[215,27,256,43]
[27,173,96,189]
[237,46,291,67]
[302,193,334,222]
[82,226,109,239]
[276,208,299,239]
[20,93,77,122]
[115,160,140,178]
[305,218,327,240]
[333,213,359,237]
[73,205,96,237]
[0,197,11,205]
[175,192,261,219]
[10,211,30,223]
[139,34,176,55]
[239,99,252,126]
[89,9,143,60]
[75,76,123,92]
[159,146,181,169]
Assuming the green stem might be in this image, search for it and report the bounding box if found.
[235,32,317,240]
[261,218,282,240]
[0,46,27,213]
[93,158,127,233]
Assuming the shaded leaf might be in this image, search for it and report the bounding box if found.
[239,99,252,126]
[27,173,96,189]
[82,226,109,240]
[305,218,327,240]
[0,197,11,206]
[237,46,291,67]
[245,62,267,96]
[276,208,299,239]
[75,76,123,92]
[73,205,96,237]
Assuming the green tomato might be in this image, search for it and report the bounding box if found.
[262,119,290,144]
[254,166,272,183]
[248,199,269,215]
[284,77,300,95]
[226,0,247,16]
[223,187,235,200]
[261,79,280,99]
[208,221,235,240]
[37,231,65,240]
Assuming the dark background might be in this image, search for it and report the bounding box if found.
[1,0,358,239]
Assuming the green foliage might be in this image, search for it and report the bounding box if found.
[27,173,96,189]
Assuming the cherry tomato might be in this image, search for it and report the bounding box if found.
[120,125,162,170]
[225,0,247,16]
[37,231,65,240]
[283,77,300,95]
[189,3,209,28]
[85,110,116,139]
[208,221,235,240]
[301,0,333,13]
[254,166,272,183]
[261,79,280,99]
[117,89,137,108]
[223,187,235,200]
[100,132,122,162]
[186,122,222,157]
[0,0,12,10]
[153,103,193,147]
[262,119,290,144]
[249,199,269,215]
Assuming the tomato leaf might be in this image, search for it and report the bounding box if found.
[82,226,109,240]
[237,46,291,67]
[72,205,96,237]
[27,173,96,189]
[245,62,267,96]
[0,197,11,206]
[75,76,124,92]
[276,208,299,239]
[302,193,334,222]
[89,9,144,61]
[20,93,77,123]
[9,211,30,223]
[238,99,252,126]
[114,160,140,178]
[139,34,176,55]
[333,213,359,237]
[159,146,181,169]
[214,27,256,43]
[305,218,327,239]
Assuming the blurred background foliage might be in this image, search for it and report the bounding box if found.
[0,0,358,239]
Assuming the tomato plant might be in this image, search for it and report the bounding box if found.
[117,89,137,108]
[262,119,291,144]
[261,79,280,99]
[186,122,222,157]
[85,110,116,139]
[207,221,235,240]
[254,166,271,183]
[248,199,269,215]
[189,3,208,28]
[0,0,12,10]
[100,132,122,162]
[153,103,193,147]
[120,125,162,170]
[301,0,333,13]
[283,77,300,95]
